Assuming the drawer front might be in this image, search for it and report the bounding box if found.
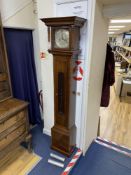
[0,125,26,151]
[0,90,10,101]
[0,82,8,91]
[0,111,26,133]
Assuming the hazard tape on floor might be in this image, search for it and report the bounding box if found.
[61,149,82,175]
[95,139,131,158]
[97,137,131,151]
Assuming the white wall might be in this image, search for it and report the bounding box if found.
[0,0,42,88]
[81,0,108,153]
[0,0,42,112]
[37,0,55,135]
[0,0,31,20]
[0,0,35,29]
[55,0,86,3]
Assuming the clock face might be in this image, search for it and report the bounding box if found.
[54,29,69,49]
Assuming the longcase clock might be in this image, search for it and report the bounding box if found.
[41,16,86,156]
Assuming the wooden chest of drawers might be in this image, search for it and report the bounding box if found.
[0,16,32,166]
[0,98,32,162]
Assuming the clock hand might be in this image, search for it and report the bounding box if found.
[61,33,64,40]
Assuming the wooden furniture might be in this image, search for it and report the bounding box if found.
[0,17,32,165]
[41,16,86,156]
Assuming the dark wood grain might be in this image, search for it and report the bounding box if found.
[0,17,12,102]
[42,16,86,156]
[41,16,86,27]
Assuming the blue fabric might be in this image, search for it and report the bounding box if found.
[4,28,42,125]
[71,142,131,175]
[29,126,77,175]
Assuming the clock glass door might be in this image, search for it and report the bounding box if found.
[58,72,64,114]
[54,55,69,128]
[54,28,70,49]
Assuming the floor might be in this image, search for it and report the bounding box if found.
[2,85,131,175]
[30,85,131,175]
[71,139,131,175]
[0,146,41,175]
[100,86,131,148]
[74,81,131,175]
[28,126,76,175]
[2,90,130,175]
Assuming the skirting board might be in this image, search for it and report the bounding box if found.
[43,128,51,136]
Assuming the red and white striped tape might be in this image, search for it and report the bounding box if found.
[97,137,131,151]
[95,139,131,158]
[61,149,82,175]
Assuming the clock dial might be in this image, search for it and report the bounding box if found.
[54,29,69,49]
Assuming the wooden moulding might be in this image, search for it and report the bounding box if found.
[41,16,86,27]
[0,17,12,102]
[48,49,81,56]
[0,98,29,122]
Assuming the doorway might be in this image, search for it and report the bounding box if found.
[99,16,131,148]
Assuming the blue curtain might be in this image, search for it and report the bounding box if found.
[4,28,42,125]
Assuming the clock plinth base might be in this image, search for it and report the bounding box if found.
[51,125,76,157]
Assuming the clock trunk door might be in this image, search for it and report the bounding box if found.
[54,55,70,128]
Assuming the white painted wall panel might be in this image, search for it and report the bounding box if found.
[37,0,54,135]
[0,0,32,21]
[56,1,88,18]
[55,0,87,5]
[82,0,108,153]
[2,3,35,29]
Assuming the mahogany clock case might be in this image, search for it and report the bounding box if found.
[51,52,78,156]
[41,16,86,52]
[41,16,86,156]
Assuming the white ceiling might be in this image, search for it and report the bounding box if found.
[109,16,131,34]
[101,0,131,35]
[109,23,131,35]
[101,0,131,5]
